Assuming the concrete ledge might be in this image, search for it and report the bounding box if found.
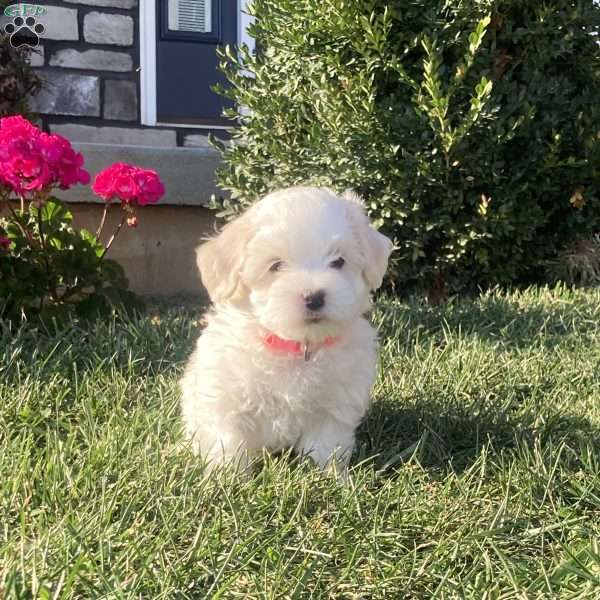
[61,142,226,206]
[71,203,216,296]
[50,123,178,147]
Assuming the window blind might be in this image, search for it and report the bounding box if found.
[168,0,212,34]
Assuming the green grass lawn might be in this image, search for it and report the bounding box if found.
[1,285,600,598]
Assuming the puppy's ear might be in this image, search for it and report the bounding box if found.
[343,191,393,290]
[196,209,256,303]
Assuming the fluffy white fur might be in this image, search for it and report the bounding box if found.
[180,186,392,473]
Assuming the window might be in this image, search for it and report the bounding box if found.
[168,0,212,33]
[141,1,253,128]
[162,0,220,43]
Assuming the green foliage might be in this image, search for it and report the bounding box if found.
[213,0,600,294]
[0,198,140,321]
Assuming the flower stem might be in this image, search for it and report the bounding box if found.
[101,213,127,259]
[96,203,110,239]
[37,204,58,302]
[7,199,31,241]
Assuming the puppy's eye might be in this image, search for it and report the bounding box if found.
[269,260,284,272]
[329,257,345,269]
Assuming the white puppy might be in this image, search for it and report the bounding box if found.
[180,186,392,473]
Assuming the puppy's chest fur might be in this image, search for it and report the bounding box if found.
[244,352,340,448]
[184,313,377,451]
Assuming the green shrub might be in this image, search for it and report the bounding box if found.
[213,0,600,295]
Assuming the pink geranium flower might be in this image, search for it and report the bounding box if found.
[92,162,165,206]
[0,115,89,197]
[0,236,10,250]
[39,133,91,189]
[0,115,39,136]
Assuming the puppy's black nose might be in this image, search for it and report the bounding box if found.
[304,290,325,311]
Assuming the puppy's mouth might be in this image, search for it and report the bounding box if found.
[304,312,324,323]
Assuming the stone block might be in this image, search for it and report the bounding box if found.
[0,6,78,41]
[50,48,133,72]
[84,12,133,46]
[104,79,137,120]
[38,6,78,41]
[31,71,100,116]
[30,46,44,67]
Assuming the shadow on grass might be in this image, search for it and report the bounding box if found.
[356,398,600,476]
[0,306,205,382]
[375,287,600,351]
[359,289,600,474]
[4,288,599,478]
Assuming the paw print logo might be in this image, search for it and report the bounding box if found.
[4,16,45,48]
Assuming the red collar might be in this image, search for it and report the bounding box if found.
[261,330,340,360]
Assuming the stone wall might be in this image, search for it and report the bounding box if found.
[2,1,225,152]
[1,1,226,296]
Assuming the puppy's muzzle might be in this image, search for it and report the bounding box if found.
[303,290,325,311]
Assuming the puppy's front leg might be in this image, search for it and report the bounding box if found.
[187,423,252,473]
[297,417,356,476]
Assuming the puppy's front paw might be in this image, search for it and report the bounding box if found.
[184,426,254,474]
[297,418,355,479]
[324,458,351,483]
